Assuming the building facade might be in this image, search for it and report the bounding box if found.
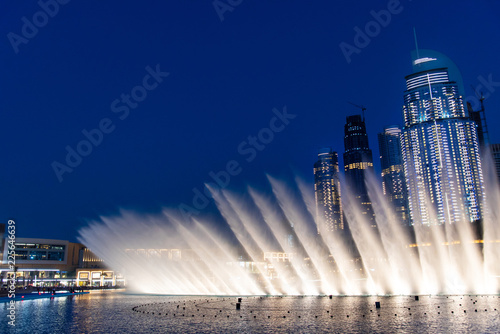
[343,115,376,227]
[0,237,121,288]
[0,238,83,287]
[314,148,343,233]
[401,49,484,225]
[378,125,409,225]
[491,143,500,182]
[467,100,487,148]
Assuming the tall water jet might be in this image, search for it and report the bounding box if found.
[78,167,500,296]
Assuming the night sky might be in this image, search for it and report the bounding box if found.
[1,0,499,242]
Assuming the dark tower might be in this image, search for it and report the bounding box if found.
[314,148,343,234]
[491,143,500,183]
[343,115,376,227]
[467,92,489,149]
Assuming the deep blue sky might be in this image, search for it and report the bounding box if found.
[1,0,499,242]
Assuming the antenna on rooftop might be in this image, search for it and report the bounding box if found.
[413,27,420,59]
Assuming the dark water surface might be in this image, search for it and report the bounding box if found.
[1,290,500,333]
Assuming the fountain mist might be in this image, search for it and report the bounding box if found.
[78,161,500,296]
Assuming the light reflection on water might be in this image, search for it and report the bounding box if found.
[1,290,500,333]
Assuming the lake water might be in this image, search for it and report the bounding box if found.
[1,290,500,333]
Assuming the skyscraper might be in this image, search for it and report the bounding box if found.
[314,148,343,233]
[491,143,500,182]
[401,49,484,225]
[343,115,375,227]
[378,125,409,225]
[467,100,486,148]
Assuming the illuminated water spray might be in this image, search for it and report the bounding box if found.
[78,159,500,296]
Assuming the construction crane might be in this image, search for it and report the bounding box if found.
[347,102,366,121]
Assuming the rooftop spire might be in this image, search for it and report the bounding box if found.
[413,27,420,59]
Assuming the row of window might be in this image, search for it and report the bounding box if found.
[15,250,65,261]
[16,243,66,251]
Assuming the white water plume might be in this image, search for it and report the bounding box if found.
[78,160,500,296]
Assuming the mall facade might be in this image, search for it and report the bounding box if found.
[0,226,123,288]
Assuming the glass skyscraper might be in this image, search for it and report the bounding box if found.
[401,49,484,225]
[314,148,343,233]
[378,125,409,225]
[343,115,375,227]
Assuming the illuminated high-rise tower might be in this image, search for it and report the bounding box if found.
[314,148,343,233]
[378,125,409,225]
[343,115,375,227]
[401,49,484,225]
